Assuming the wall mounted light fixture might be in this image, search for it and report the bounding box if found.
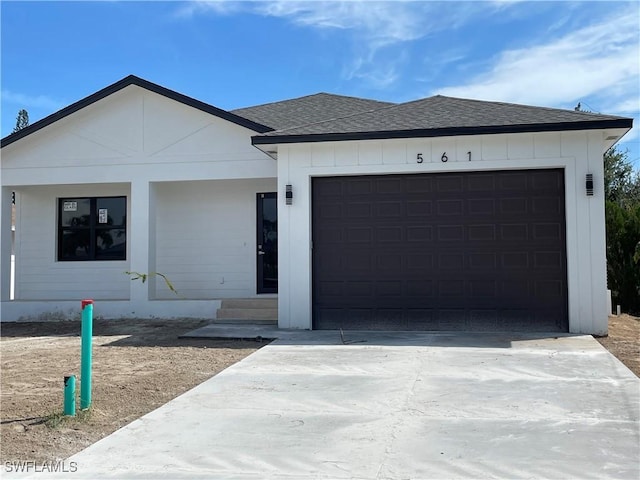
[286,184,293,205]
[586,173,594,196]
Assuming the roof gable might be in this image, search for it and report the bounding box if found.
[252,95,633,145]
[1,83,272,170]
[1,75,272,148]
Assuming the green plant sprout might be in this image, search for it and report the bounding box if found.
[125,271,179,295]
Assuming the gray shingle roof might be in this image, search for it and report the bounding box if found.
[252,95,632,144]
[231,93,394,132]
[2,75,631,149]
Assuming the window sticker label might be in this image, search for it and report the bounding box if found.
[63,201,77,212]
[98,208,108,224]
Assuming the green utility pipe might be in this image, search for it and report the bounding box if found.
[64,375,76,416]
[80,299,94,410]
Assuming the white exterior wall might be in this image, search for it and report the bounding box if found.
[14,184,130,301]
[0,85,276,321]
[154,178,276,299]
[277,130,610,334]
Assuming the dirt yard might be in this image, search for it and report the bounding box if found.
[1,319,264,464]
[1,315,638,465]
[596,314,640,377]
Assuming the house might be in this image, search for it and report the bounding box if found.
[0,75,632,334]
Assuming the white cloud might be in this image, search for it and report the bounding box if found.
[256,1,423,43]
[1,90,64,111]
[610,98,640,115]
[250,1,429,88]
[174,1,493,89]
[173,0,243,18]
[434,7,640,109]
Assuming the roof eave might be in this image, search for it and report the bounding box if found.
[252,119,634,146]
[1,75,273,148]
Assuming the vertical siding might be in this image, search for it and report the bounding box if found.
[279,131,609,333]
[154,178,276,299]
[16,184,130,300]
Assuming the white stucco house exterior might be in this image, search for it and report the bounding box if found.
[0,76,632,334]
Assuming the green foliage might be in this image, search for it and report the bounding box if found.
[13,109,29,133]
[125,271,178,295]
[604,147,640,205]
[44,411,65,429]
[604,147,640,314]
[44,407,92,429]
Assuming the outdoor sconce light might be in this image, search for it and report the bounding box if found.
[286,184,293,205]
[586,173,594,196]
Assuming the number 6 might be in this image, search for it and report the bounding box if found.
[441,152,448,162]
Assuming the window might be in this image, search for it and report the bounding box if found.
[58,197,126,261]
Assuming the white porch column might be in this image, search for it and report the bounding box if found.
[129,180,157,304]
[0,187,12,303]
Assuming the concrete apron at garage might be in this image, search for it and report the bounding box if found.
[17,331,640,480]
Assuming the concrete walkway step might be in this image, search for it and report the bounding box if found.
[216,308,277,321]
[216,298,278,322]
[211,318,277,325]
[220,298,277,309]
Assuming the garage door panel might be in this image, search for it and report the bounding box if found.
[406,281,435,297]
[502,252,529,268]
[500,224,529,241]
[467,174,496,191]
[500,197,528,214]
[376,177,404,193]
[533,223,562,240]
[438,253,465,269]
[499,173,529,190]
[348,179,373,195]
[407,200,433,216]
[407,225,433,241]
[535,279,565,298]
[406,253,434,270]
[439,280,465,296]
[533,197,563,214]
[346,227,373,243]
[407,312,438,330]
[469,310,499,331]
[469,253,497,269]
[468,198,496,215]
[438,310,469,329]
[437,176,464,192]
[532,170,563,190]
[377,226,403,242]
[470,280,497,297]
[405,176,434,192]
[438,225,465,241]
[318,281,344,297]
[312,169,568,331]
[468,225,497,241]
[344,252,373,272]
[318,203,342,219]
[437,199,465,215]
[346,202,372,218]
[376,201,403,217]
[534,251,563,268]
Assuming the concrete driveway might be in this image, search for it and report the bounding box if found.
[14,330,640,479]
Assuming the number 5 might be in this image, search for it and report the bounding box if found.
[417,153,423,163]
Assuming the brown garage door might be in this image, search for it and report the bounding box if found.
[312,169,568,331]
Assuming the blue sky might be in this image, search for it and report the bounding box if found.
[1,1,639,166]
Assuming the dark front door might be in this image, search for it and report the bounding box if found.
[257,193,277,294]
